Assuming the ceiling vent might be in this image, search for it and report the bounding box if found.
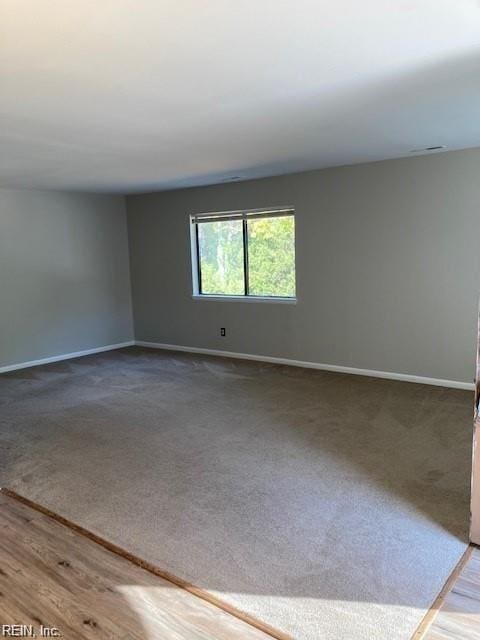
[220,175,243,182]
[410,145,445,153]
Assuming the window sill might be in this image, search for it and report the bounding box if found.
[192,294,297,305]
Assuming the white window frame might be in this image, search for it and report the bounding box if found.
[190,206,297,303]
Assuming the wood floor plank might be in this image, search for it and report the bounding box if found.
[1,492,476,640]
[0,493,275,640]
[420,547,480,640]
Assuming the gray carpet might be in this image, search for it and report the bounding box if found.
[0,347,472,640]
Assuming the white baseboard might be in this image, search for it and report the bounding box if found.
[136,340,475,390]
[1,338,473,390]
[0,341,135,374]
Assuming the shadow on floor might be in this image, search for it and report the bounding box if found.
[0,347,474,640]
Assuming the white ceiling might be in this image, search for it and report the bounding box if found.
[1,0,480,194]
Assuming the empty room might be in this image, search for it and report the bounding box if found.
[1,2,480,639]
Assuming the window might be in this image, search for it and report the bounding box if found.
[191,208,296,300]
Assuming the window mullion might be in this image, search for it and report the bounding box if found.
[243,219,249,296]
[195,223,203,294]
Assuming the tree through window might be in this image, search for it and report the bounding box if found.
[191,208,296,299]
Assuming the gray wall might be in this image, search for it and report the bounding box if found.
[127,148,480,384]
[0,188,134,367]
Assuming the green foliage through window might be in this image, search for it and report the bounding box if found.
[198,220,244,295]
[248,217,295,297]
[194,211,295,298]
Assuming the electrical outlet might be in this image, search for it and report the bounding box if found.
[220,327,226,337]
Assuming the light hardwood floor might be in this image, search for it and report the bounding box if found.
[0,492,275,640]
[421,546,480,640]
[1,489,479,640]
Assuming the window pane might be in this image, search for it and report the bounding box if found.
[198,220,245,295]
[247,216,295,297]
